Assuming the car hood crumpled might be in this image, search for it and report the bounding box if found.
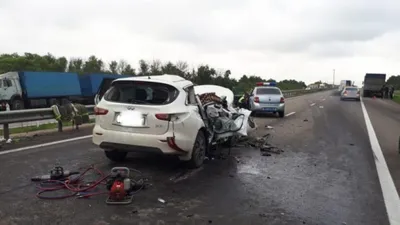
[194,85,235,109]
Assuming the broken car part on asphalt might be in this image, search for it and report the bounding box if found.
[236,133,284,157]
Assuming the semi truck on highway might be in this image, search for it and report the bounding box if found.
[0,71,129,110]
[338,80,352,92]
[362,73,386,98]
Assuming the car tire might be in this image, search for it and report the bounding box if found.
[278,111,285,118]
[104,150,127,162]
[11,99,24,110]
[248,116,256,129]
[187,131,206,169]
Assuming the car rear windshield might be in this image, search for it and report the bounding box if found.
[104,81,179,105]
[346,88,358,91]
[256,88,281,95]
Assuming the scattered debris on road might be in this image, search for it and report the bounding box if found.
[131,208,139,214]
[260,144,284,155]
[235,133,284,157]
[169,168,203,183]
[303,119,308,122]
[158,198,166,204]
[261,152,272,156]
[265,125,273,129]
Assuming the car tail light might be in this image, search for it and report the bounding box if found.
[94,106,108,115]
[357,91,360,95]
[167,137,184,152]
[254,96,260,103]
[280,97,285,103]
[343,91,348,95]
[155,113,171,121]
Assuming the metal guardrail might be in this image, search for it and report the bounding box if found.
[0,105,95,139]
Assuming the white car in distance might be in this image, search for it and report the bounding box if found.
[92,75,208,168]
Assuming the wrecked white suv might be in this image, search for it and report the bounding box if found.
[92,74,254,168]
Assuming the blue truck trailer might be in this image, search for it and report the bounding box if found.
[0,71,82,110]
[0,71,129,110]
[79,73,131,97]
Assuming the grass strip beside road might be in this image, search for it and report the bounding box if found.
[393,91,400,104]
[0,119,95,136]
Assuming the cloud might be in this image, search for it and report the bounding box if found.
[1,0,400,84]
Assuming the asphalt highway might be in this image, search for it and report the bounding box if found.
[0,90,398,225]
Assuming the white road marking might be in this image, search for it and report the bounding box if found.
[285,112,296,117]
[0,135,93,156]
[310,103,316,106]
[321,98,326,101]
[360,97,400,225]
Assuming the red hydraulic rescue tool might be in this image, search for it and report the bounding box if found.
[106,167,134,205]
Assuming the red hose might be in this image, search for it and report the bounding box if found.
[36,165,110,200]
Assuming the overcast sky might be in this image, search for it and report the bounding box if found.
[1,0,400,85]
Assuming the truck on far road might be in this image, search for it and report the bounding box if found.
[338,80,352,92]
[0,71,83,110]
[362,73,386,98]
[0,71,130,110]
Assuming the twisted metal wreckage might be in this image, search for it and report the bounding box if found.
[193,85,257,147]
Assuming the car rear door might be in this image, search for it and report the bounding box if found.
[171,85,206,151]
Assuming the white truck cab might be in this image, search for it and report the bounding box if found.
[0,72,24,110]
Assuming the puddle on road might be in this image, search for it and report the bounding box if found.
[237,164,261,175]
[169,167,203,183]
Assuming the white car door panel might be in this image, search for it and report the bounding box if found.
[173,105,205,151]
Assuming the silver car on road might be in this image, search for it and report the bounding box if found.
[340,86,360,101]
[249,82,285,117]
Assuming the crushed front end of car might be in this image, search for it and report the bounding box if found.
[194,85,257,146]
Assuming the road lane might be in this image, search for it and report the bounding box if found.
[250,92,389,225]
[363,98,400,195]
[254,90,334,128]
[0,90,392,225]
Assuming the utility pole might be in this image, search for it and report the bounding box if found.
[333,69,335,86]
